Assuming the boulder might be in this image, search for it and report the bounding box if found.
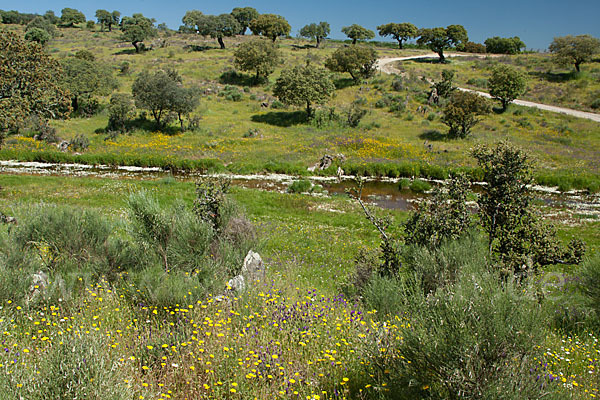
[241,250,264,281]
[228,275,245,292]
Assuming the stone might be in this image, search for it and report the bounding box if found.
[57,141,70,152]
[228,275,245,292]
[28,271,49,303]
[241,250,264,281]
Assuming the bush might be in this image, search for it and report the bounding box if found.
[69,134,90,151]
[288,179,312,193]
[590,98,600,109]
[219,85,243,101]
[364,238,549,399]
[408,179,431,193]
[270,100,285,109]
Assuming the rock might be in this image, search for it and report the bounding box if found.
[57,141,69,152]
[336,167,344,181]
[261,102,269,108]
[28,271,49,303]
[242,250,264,281]
[228,275,246,292]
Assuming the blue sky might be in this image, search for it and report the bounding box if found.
[2,0,599,50]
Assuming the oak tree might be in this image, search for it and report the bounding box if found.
[549,34,600,72]
[231,7,259,35]
[121,13,157,52]
[249,14,291,42]
[377,22,417,49]
[299,22,330,48]
[233,39,281,81]
[417,25,468,62]
[325,46,378,82]
[341,24,374,44]
[488,64,527,111]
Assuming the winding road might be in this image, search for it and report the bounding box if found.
[376,53,600,123]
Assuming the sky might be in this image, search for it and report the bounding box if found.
[2,0,599,50]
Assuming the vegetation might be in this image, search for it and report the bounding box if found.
[325,46,378,82]
[417,25,468,62]
[248,14,291,42]
[273,63,335,118]
[233,39,281,82]
[182,11,240,49]
[58,8,85,27]
[120,13,157,52]
[484,36,526,54]
[230,7,258,35]
[549,34,600,72]
[441,91,491,138]
[377,22,418,49]
[95,9,120,32]
[341,24,374,44]
[299,21,330,48]
[488,64,527,110]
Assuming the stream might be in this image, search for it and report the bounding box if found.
[1,160,599,223]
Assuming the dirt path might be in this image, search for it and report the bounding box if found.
[376,54,600,123]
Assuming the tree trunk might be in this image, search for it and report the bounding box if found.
[352,38,357,45]
[438,50,445,63]
[241,27,247,35]
[133,41,140,53]
[179,114,185,132]
[108,22,112,32]
[575,62,581,72]
[217,37,225,49]
[272,36,277,42]
[398,39,403,49]
[316,36,321,48]
[72,96,78,112]
[306,101,312,119]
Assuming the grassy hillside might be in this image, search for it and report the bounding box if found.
[1,24,599,185]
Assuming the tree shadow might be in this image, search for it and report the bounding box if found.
[113,48,138,55]
[411,57,446,64]
[251,111,307,127]
[184,44,217,52]
[219,70,266,86]
[528,70,578,83]
[291,44,315,49]
[419,129,446,141]
[334,78,356,89]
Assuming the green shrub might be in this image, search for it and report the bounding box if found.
[408,179,431,193]
[288,179,312,193]
[219,85,243,101]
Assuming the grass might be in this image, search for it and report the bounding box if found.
[1,24,599,184]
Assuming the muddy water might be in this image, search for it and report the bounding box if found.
[1,160,599,220]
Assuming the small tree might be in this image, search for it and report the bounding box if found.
[484,36,525,54]
[59,8,86,27]
[60,56,118,113]
[111,11,120,31]
[488,64,527,111]
[341,24,374,44]
[273,62,335,118]
[441,91,491,138]
[549,34,600,72]
[433,70,456,98]
[377,22,417,49]
[24,27,50,46]
[233,39,281,82]
[121,13,157,53]
[249,14,291,42]
[472,142,585,276]
[231,7,258,35]
[404,174,472,249]
[107,93,135,132]
[26,16,58,38]
[299,22,330,48]
[417,25,468,62]
[171,87,200,132]
[193,13,241,49]
[0,31,71,137]
[132,69,181,127]
[325,46,378,82]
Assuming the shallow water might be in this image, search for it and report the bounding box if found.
[1,160,599,220]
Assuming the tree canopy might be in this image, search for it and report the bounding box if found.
[233,39,281,81]
[249,14,291,42]
[60,55,118,112]
[132,69,200,129]
[549,34,600,72]
[441,91,491,138]
[121,13,157,52]
[299,22,330,48]
[377,22,417,49]
[325,46,378,82]
[341,24,375,44]
[417,25,468,62]
[182,11,241,49]
[231,7,259,35]
[59,8,86,27]
[96,10,120,32]
[488,64,527,111]
[484,36,525,54]
[273,63,335,118]
[0,31,71,137]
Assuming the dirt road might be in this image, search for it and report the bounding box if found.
[376,54,600,123]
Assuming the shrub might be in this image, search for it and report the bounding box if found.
[69,134,90,151]
[365,239,549,399]
[270,100,285,109]
[404,174,471,249]
[288,179,312,193]
[219,85,243,101]
[590,98,600,109]
[408,179,432,193]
